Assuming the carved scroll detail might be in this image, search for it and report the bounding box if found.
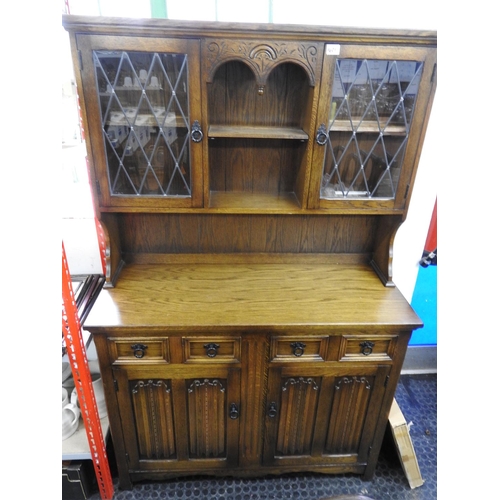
[334,376,371,390]
[204,39,318,86]
[282,377,319,392]
[187,378,225,393]
[132,379,170,394]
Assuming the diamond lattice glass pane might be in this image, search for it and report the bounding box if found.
[321,59,423,199]
[94,50,191,197]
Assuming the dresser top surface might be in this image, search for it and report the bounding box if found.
[83,262,421,331]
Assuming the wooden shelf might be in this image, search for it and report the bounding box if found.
[62,416,110,460]
[209,191,300,211]
[331,119,407,135]
[84,262,422,329]
[106,113,184,128]
[208,125,309,140]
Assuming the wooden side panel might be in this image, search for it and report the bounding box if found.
[130,379,176,460]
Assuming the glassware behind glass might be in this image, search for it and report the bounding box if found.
[93,50,191,197]
[321,58,423,200]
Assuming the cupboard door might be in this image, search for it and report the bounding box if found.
[113,366,240,471]
[77,35,203,209]
[309,44,436,210]
[263,365,390,467]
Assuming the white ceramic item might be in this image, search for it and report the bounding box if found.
[71,373,107,418]
[62,387,69,408]
[62,403,80,440]
[62,362,71,383]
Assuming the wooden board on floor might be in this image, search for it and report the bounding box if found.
[388,398,424,489]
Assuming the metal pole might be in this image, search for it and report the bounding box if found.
[62,242,114,499]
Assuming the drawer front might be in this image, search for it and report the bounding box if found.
[338,334,398,362]
[183,337,241,363]
[270,336,329,362]
[108,337,170,364]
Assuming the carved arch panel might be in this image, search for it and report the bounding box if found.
[324,376,374,455]
[203,39,320,87]
[275,377,321,456]
[187,378,227,458]
[130,379,176,460]
[207,59,311,130]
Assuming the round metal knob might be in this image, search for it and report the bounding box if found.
[229,403,239,420]
[191,120,203,142]
[359,341,375,356]
[290,342,306,357]
[268,402,278,418]
[204,343,220,358]
[315,124,329,145]
[131,343,148,359]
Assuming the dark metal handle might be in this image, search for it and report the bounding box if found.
[229,403,239,420]
[204,343,220,358]
[315,124,328,145]
[268,402,278,418]
[191,120,203,142]
[290,342,306,357]
[359,341,375,356]
[131,343,148,359]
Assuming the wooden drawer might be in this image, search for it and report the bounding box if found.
[338,334,398,362]
[183,337,241,363]
[108,337,170,364]
[270,336,329,362]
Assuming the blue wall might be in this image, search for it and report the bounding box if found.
[410,264,437,346]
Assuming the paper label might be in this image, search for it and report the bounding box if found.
[326,44,341,55]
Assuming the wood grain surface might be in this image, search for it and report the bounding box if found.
[84,262,421,329]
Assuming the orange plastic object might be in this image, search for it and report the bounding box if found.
[424,199,437,252]
[62,243,114,499]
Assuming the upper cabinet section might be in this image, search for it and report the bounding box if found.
[64,16,436,215]
[76,35,203,209]
[308,44,436,211]
[202,38,323,211]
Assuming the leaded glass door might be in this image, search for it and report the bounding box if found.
[309,45,436,210]
[77,35,203,208]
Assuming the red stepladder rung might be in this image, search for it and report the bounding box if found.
[62,243,114,500]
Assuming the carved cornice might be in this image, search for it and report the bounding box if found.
[204,39,319,86]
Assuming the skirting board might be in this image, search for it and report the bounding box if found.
[401,345,436,374]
